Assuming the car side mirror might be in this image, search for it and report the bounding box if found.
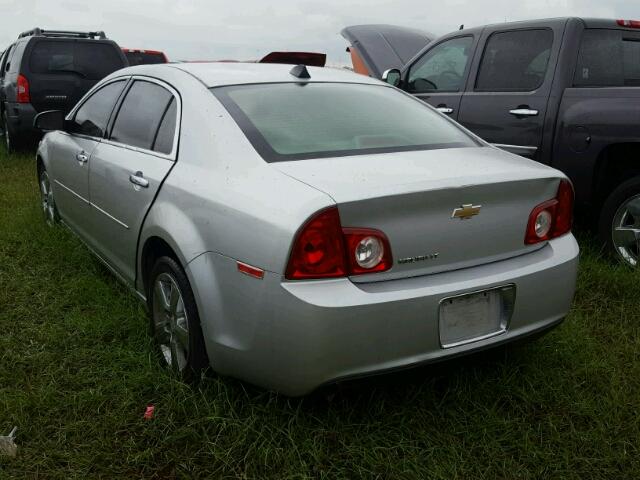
[34,110,66,132]
[382,68,401,87]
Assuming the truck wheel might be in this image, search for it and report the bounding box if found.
[599,177,640,267]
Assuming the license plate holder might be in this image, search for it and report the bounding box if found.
[439,285,515,348]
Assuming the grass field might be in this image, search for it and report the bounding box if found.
[0,145,639,479]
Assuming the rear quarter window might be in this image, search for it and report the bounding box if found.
[574,29,640,87]
[29,40,125,80]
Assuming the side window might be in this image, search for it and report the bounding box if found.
[110,80,174,152]
[0,48,9,76]
[407,37,473,93]
[1,45,14,74]
[476,29,553,91]
[152,98,177,154]
[574,29,640,87]
[70,80,126,137]
[7,42,25,73]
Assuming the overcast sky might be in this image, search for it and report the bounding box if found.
[0,0,635,64]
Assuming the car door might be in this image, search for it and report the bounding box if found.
[87,78,179,282]
[457,23,564,160]
[403,35,477,120]
[50,78,127,238]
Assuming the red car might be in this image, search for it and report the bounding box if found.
[122,48,168,66]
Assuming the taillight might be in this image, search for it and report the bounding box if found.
[525,179,574,244]
[16,74,30,103]
[343,228,392,275]
[617,19,640,28]
[285,207,393,280]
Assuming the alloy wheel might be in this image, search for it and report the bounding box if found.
[612,194,640,267]
[152,272,190,372]
[39,170,56,225]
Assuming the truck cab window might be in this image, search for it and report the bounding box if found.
[575,29,640,87]
[407,37,473,93]
[476,29,553,91]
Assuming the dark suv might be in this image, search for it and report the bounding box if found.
[0,28,127,152]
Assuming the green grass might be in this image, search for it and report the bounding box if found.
[0,145,639,479]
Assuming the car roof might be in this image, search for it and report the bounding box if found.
[118,62,385,88]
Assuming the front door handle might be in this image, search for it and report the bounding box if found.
[76,151,88,164]
[436,106,454,114]
[129,171,149,188]
[509,108,539,117]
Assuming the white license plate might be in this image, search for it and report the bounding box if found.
[439,287,511,348]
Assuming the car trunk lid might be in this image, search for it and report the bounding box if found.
[275,147,563,281]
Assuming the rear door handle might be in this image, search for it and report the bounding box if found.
[509,108,539,117]
[436,106,454,114]
[76,151,88,164]
[129,171,149,188]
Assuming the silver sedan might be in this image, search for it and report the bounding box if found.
[35,63,579,395]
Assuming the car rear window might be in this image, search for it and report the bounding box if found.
[29,40,125,80]
[211,82,478,162]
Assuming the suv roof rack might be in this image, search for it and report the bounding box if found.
[18,28,107,40]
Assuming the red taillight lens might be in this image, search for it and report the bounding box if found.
[285,208,393,280]
[525,179,574,244]
[285,207,347,280]
[16,74,30,103]
[617,19,640,28]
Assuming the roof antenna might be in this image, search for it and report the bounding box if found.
[290,64,311,79]
[459,24,464,30]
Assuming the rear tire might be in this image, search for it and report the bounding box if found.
[3,111,18,154]
[598,176,640,267]
[147,256,209,381]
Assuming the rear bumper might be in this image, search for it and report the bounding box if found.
[188,234,579,396]
[4,102,38,136]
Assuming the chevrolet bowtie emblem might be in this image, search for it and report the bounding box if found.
[452,204,482,220]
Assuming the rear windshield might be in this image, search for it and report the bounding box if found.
[29,40,125,80]
[124,51,166,66]
[211,82,478,162]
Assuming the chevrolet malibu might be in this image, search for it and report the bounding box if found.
[34,62,579,395]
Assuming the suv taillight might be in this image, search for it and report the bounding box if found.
[617,19,640,28]
[525,179,574,244]
[16,74,30,103]
[285,207,393,280]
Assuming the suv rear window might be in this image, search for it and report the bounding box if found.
[574,29,640,87]
[212,82,478,162]
[29,40,125,80]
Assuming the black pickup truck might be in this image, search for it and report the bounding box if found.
[344,18,640,267]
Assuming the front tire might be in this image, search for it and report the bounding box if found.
[599,177,640,267]
[148,256,209,380]
[38,167,59,225]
